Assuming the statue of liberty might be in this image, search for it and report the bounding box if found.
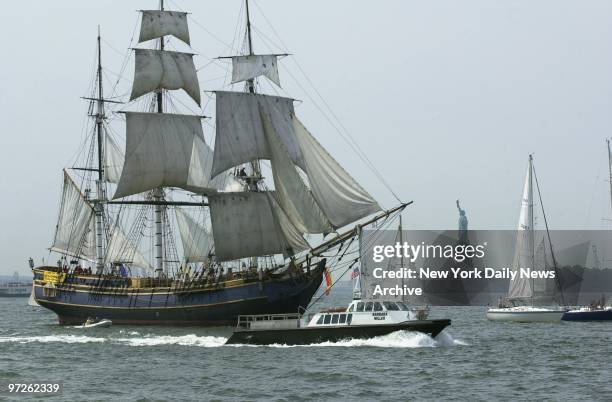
[457,200,468,242]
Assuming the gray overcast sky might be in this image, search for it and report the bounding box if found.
[2,0,612,275]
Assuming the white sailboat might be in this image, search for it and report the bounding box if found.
[486,155,566,322]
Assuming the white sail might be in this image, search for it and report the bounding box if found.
[139,10,190,45]
[104,225,153,270]
[231,55,280,87]
[175,208,214,263]
[113,112,217,199]
[104,134,124,184]
[261,107,332,234]
[50,170,96,261]
[208,192,309,262]
[212,92,305,177]
[130,49,201,105]
[293,118,381,228]
[507,160,535,300]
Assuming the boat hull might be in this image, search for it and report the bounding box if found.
[225,319,451,345]
[486,309,564,322]
[562,309,612,321]
[33,266,324,326]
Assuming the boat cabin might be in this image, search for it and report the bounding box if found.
[307,300,429,327]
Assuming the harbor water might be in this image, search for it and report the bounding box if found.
[1,285,610,401]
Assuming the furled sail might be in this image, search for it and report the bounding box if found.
[104,225,153,270]
[261,107,332,234]
[175,208,214,263]
[51,170,95,261]
[139,10,190,45]
[113,112,217,199]
[130,49,201,105]
[208,192,309,261]
[293,118,381,228]
[212,92,305,177]
[104,134,124,184]
[507,161,535,300]
[231,55,280,87]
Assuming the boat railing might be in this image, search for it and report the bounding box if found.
[236,313,303,330]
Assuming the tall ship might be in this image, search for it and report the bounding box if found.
[0,272,32,298]
[32,1,407,325]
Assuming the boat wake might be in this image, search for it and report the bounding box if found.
[0,334,226,347]
[232,330,467,348]
[0,331,466,348]
[0,335,106,344]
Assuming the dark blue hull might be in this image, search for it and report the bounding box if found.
[562,309,612,321]
[33,266,324,326]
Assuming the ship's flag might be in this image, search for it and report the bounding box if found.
[351,266,360,279]
[324,268,332,295]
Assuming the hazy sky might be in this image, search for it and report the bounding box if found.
[2,0,612,274]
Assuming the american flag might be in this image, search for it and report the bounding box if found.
[350,266,360,279]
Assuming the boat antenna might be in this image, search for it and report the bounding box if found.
[532,159,566,307]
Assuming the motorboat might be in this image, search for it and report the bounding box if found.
[81,317,112,328]
[225,299,450,345]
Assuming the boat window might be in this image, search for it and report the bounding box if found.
[365,302,374,311]
[347,314,352,325]
[384,302,400,311]
[356,302,365,312]
[373,302,383,311]
[348,304,354,312]
[396,302,409,311]
[316,315,324,325]
[323,314,331,324]
[331,315,339,324]
[339,314,347,324]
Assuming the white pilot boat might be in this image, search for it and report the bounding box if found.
[225,299,450,345]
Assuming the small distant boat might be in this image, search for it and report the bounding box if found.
[81,317,112,328]
[225,299,450,345]
[486,155,566,323]
[0,271,32,298]
[562,306,612,321]
[487,306,565,322]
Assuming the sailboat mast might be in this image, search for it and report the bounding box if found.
[94,26,106,272]
[154,0,166,276]
[399,214,405,303]
[528,154,535,306]
[607,139,612,214]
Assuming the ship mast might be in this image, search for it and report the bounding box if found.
[94,26,106,272]
[244,0,262,190]
[154,0,166,277]
[245,0,262,270]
